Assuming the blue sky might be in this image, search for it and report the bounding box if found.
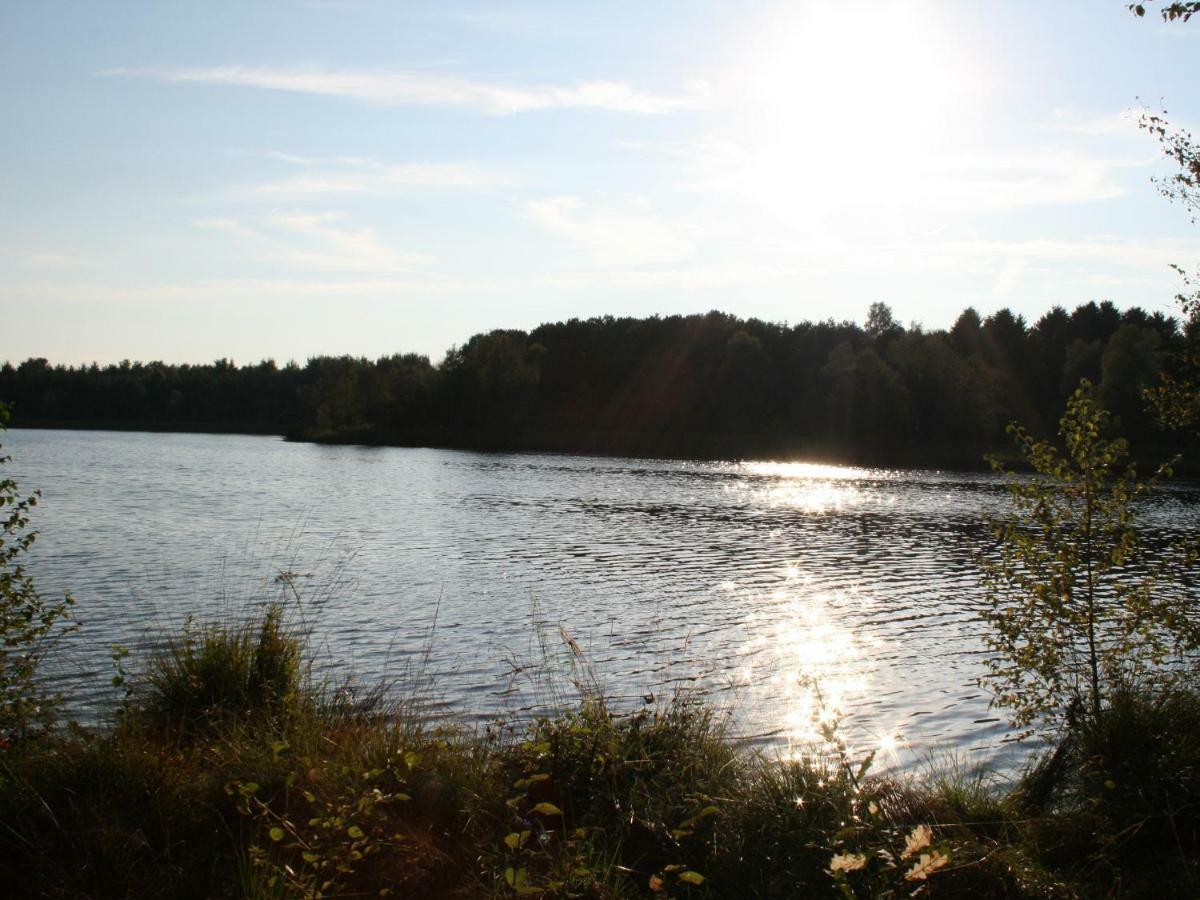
[3,1,1199,365]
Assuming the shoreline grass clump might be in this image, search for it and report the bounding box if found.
[137,602,303,736]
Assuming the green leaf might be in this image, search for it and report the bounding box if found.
[677,870,705,886]
[268,826,285,842]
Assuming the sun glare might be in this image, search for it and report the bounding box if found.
[738,461,892,513]
[730,2,974,233]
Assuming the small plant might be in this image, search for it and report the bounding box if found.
[794,697,953,898]
[980,380,1193,738]
[0,401,74,744]
[826,821,951,899]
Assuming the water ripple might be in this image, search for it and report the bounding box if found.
[7,428,1199,771]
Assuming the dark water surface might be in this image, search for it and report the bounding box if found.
[9,428,1200,771]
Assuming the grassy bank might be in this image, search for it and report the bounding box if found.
[2,605,1199,899]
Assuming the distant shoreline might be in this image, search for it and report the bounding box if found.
[9,418,283,437]
[11,419,1196,476]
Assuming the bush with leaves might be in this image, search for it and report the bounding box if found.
[233,744,417,900]
[0,401,74,744]
[981,380,1196,738]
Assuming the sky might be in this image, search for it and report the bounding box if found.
[2,0,1200,367]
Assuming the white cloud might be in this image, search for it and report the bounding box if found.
[934,236,1199,268]
[634,131,1152,234]
[438,10,547,34]
[300,0,364,9]
[841,236,1200,295]
[523,195,697,267]
[1049,107,1144,137]
[2,249,86,270]
[925,150,1143,210]
[109,65,707,115]
[194,211,436,272]
[232,158,510,199]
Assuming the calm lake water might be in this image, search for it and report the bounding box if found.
[8,428,1200,771]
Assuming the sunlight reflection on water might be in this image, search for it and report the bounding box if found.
[741,461,885,481]
[10,430,1200,772]
[734,573,909,770]
[736,461,898,513]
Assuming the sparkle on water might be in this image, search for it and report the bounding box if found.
[739,461,897,514]
[738,568,906,769]
[11,429,1199,772]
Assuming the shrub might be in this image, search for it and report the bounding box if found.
[980,380,1193,737]
[0,401,74,744]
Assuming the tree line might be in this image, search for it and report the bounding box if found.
[0,300,1190,465]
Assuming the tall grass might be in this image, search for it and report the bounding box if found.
[1,604,1199,897]
[138,602,303,735]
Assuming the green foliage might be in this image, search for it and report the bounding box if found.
[490,698,740,897]
[1,301,1185,464]
[1014,685,1200,893]
[235,747,416,899]
[0,401,74,744]
[140,602,302,734]
[981,381,1195,737]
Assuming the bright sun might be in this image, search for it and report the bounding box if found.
[730,2,975,236]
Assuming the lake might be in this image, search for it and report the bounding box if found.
[8,428,1200,772]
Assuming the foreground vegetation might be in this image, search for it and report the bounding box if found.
[1,601,1199,899]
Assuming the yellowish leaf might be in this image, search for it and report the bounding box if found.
[905,850,950,881]
[901,824,932,859]
[829,852,867,873]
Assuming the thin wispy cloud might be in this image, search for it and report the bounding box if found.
[926,150,1146,210]
[524,195,698,267]
[647,132,1151,225]
[232,158,510,199]
[194,211,436,272]
[108,65,707,115]
[859,235,1200,273]
[3,249,85,270]
[1049,107,1144,137]
[438,10,548,35]
[12,232,1195,311]
[300,0,365,9]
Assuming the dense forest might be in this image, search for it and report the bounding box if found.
[1,301,1190,465]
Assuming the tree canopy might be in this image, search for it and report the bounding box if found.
[0,302,1187,465]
